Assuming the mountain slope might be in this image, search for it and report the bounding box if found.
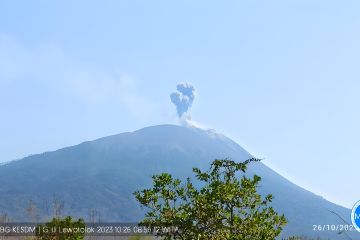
[0,125,357,239]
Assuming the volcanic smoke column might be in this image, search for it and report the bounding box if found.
[170,83,196,122]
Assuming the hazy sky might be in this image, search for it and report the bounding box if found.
[1,0,359,208]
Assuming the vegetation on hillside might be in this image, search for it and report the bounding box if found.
[35,216,85,240]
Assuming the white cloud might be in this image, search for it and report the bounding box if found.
[0,33,156,120]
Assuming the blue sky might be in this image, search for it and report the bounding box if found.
[1,0,359,208]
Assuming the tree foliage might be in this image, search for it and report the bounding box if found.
[35,216,85,240]
[134,158,287,239]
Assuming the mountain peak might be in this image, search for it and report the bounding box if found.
[0,124,357,239]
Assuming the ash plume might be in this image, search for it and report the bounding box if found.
[170,83,195,119]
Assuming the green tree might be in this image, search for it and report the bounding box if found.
[134,158,287,240]
[35,216,85,240]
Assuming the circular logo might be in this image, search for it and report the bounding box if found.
[351,200,360,232]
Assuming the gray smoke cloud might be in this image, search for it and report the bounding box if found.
[170,83,195,118]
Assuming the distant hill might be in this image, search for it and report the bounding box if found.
[0,124,357,239]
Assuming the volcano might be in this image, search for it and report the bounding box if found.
[0,125,357,239]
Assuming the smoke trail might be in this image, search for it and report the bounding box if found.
[170,83,195,118]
